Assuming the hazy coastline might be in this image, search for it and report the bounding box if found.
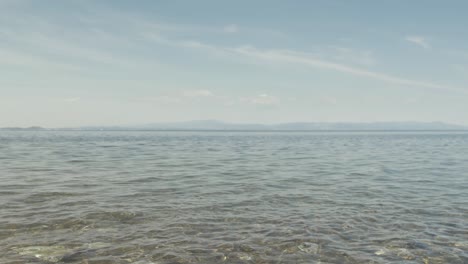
[2,120,467,132]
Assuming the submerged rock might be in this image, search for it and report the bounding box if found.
[11,242,112,263]
[406,240,430,249]
[60,248,99,262]
[298,242,319,254]
[12,245,72,263]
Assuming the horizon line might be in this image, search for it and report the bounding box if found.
[1,120,467,131]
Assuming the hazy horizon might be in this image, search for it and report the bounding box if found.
[2,119,467,130]
[1,0,468,127]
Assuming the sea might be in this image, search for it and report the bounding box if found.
[0,131,467,264]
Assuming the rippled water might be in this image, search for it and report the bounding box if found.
[1,131,467,264]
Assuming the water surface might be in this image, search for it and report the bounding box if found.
[1,131,467,263]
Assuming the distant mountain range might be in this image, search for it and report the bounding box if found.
[124,120,468,131]
[4,120,465,131]
[0,126,47,131]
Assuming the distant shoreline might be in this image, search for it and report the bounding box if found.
[2,121,467,132]
[2,128,468,132]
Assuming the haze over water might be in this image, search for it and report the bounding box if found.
[1,131,467,263]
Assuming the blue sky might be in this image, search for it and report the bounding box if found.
[1,0,468,127]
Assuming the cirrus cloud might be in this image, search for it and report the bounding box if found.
[405,35,431,49]
[240,94,280,105]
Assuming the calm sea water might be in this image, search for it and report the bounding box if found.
[0,131,467,264]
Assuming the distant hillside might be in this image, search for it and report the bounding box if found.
[3,121,466,131]
[272,121,467,131]
[74,120,467,131]
[0,126,46,131]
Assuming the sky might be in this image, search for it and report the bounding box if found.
[1,0,468,127]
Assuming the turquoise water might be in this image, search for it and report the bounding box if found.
[0,131,467,263]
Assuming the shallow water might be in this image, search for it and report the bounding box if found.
[0,131,467,263]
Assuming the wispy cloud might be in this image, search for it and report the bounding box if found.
[230,46,465,93]
[2,5,464,96]
[328,46,375,66]
[140,30,464,93]
[142,33,224,56]
[138,90,219,105]
[0,48,82,71]
[0,28,137,68]
[138,95,183,104]
[405,35,431,49]
[182,89,214,97]
[240,94,280,106]
[137,89,282,107]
